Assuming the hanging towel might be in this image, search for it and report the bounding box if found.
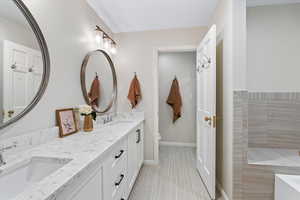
[128,75,141,108]
[167,78,182,123]
[88,76,100,107]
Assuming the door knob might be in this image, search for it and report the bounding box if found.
[11,63,17,70]
[204,116,216,128]
[204,116,212,121]
[204,116,212,125]
[8,110,15,118]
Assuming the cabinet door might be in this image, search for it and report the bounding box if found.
[127,131,138,191]
[103,139,128,200]
[136,127,144,169]
[70,169,102,200]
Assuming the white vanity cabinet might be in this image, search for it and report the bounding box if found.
[136,125,144,169]
[103,138,128,200]
[126,125,144,198]
[55,122,144,200]
[56,165,103,200]
[70,170,102,200]
[103,124,144,200]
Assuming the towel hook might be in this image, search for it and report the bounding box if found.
[200,54,211,69]
[95,72,99,77]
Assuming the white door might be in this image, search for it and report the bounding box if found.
[196,25,217,199]
[28,51,43,100]
[3,41,30,122]
[2,40,42,122]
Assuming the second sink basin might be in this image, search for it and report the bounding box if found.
[0,156,72,200]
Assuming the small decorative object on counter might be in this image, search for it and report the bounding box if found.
[56,108,78,138]
[79,105,97,132]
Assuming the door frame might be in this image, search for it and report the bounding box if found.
[152,45,197,165]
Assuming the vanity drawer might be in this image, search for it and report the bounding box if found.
[105,139,127,172]
[111,166,127,200]
[103,138,128,200]
[116,190,128,200]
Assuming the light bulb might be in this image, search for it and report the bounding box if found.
[110,44,117,54]
[95,34,101,43]
[104,38,110,49]
[95,31,103,49]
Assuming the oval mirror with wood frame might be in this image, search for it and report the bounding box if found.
[0,0,50,130]
[80,50,117,114]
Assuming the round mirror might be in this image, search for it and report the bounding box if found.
[0,0,50,129]
[81,50,117,114]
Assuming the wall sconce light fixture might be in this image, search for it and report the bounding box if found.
[95,25,117,54]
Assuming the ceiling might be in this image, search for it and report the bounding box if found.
[247,0,300,7]
[87,0,219,33]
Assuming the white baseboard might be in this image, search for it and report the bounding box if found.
[159,141,196,148]
[217,182,230,200]
[144,160,158,165]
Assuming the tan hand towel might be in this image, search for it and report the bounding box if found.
[88,76,100,107]
[128,75,141,108]
[167,78,182,123]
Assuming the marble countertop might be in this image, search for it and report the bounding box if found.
[1,114,144,200]
[248,148,300,167]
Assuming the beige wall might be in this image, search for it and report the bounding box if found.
[210,0,234,198]
[210,0,247,199]
[114,27,207,160]
[158,52,196,144]
[0,0,112,138]
[247,3,300,92]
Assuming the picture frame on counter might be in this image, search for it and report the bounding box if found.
[56,108,78,138]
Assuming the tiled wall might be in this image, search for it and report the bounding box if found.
[248,92,300,149]
[234,92,300,200]
[242,164,300,200]
[233,91,248,200]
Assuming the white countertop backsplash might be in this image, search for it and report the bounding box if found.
[0,112,144,200]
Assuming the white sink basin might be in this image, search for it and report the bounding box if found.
[275,174,300,200]
[0,157,71,200]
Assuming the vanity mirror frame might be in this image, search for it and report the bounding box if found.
[0,0,50,130]
[80,50,117,114]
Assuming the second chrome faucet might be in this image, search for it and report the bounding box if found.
[0,142,17,167]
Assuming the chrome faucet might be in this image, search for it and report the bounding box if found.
[0,143,17,167]
[103,114,113,124]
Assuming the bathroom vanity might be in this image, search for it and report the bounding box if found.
[0,115,144,200]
